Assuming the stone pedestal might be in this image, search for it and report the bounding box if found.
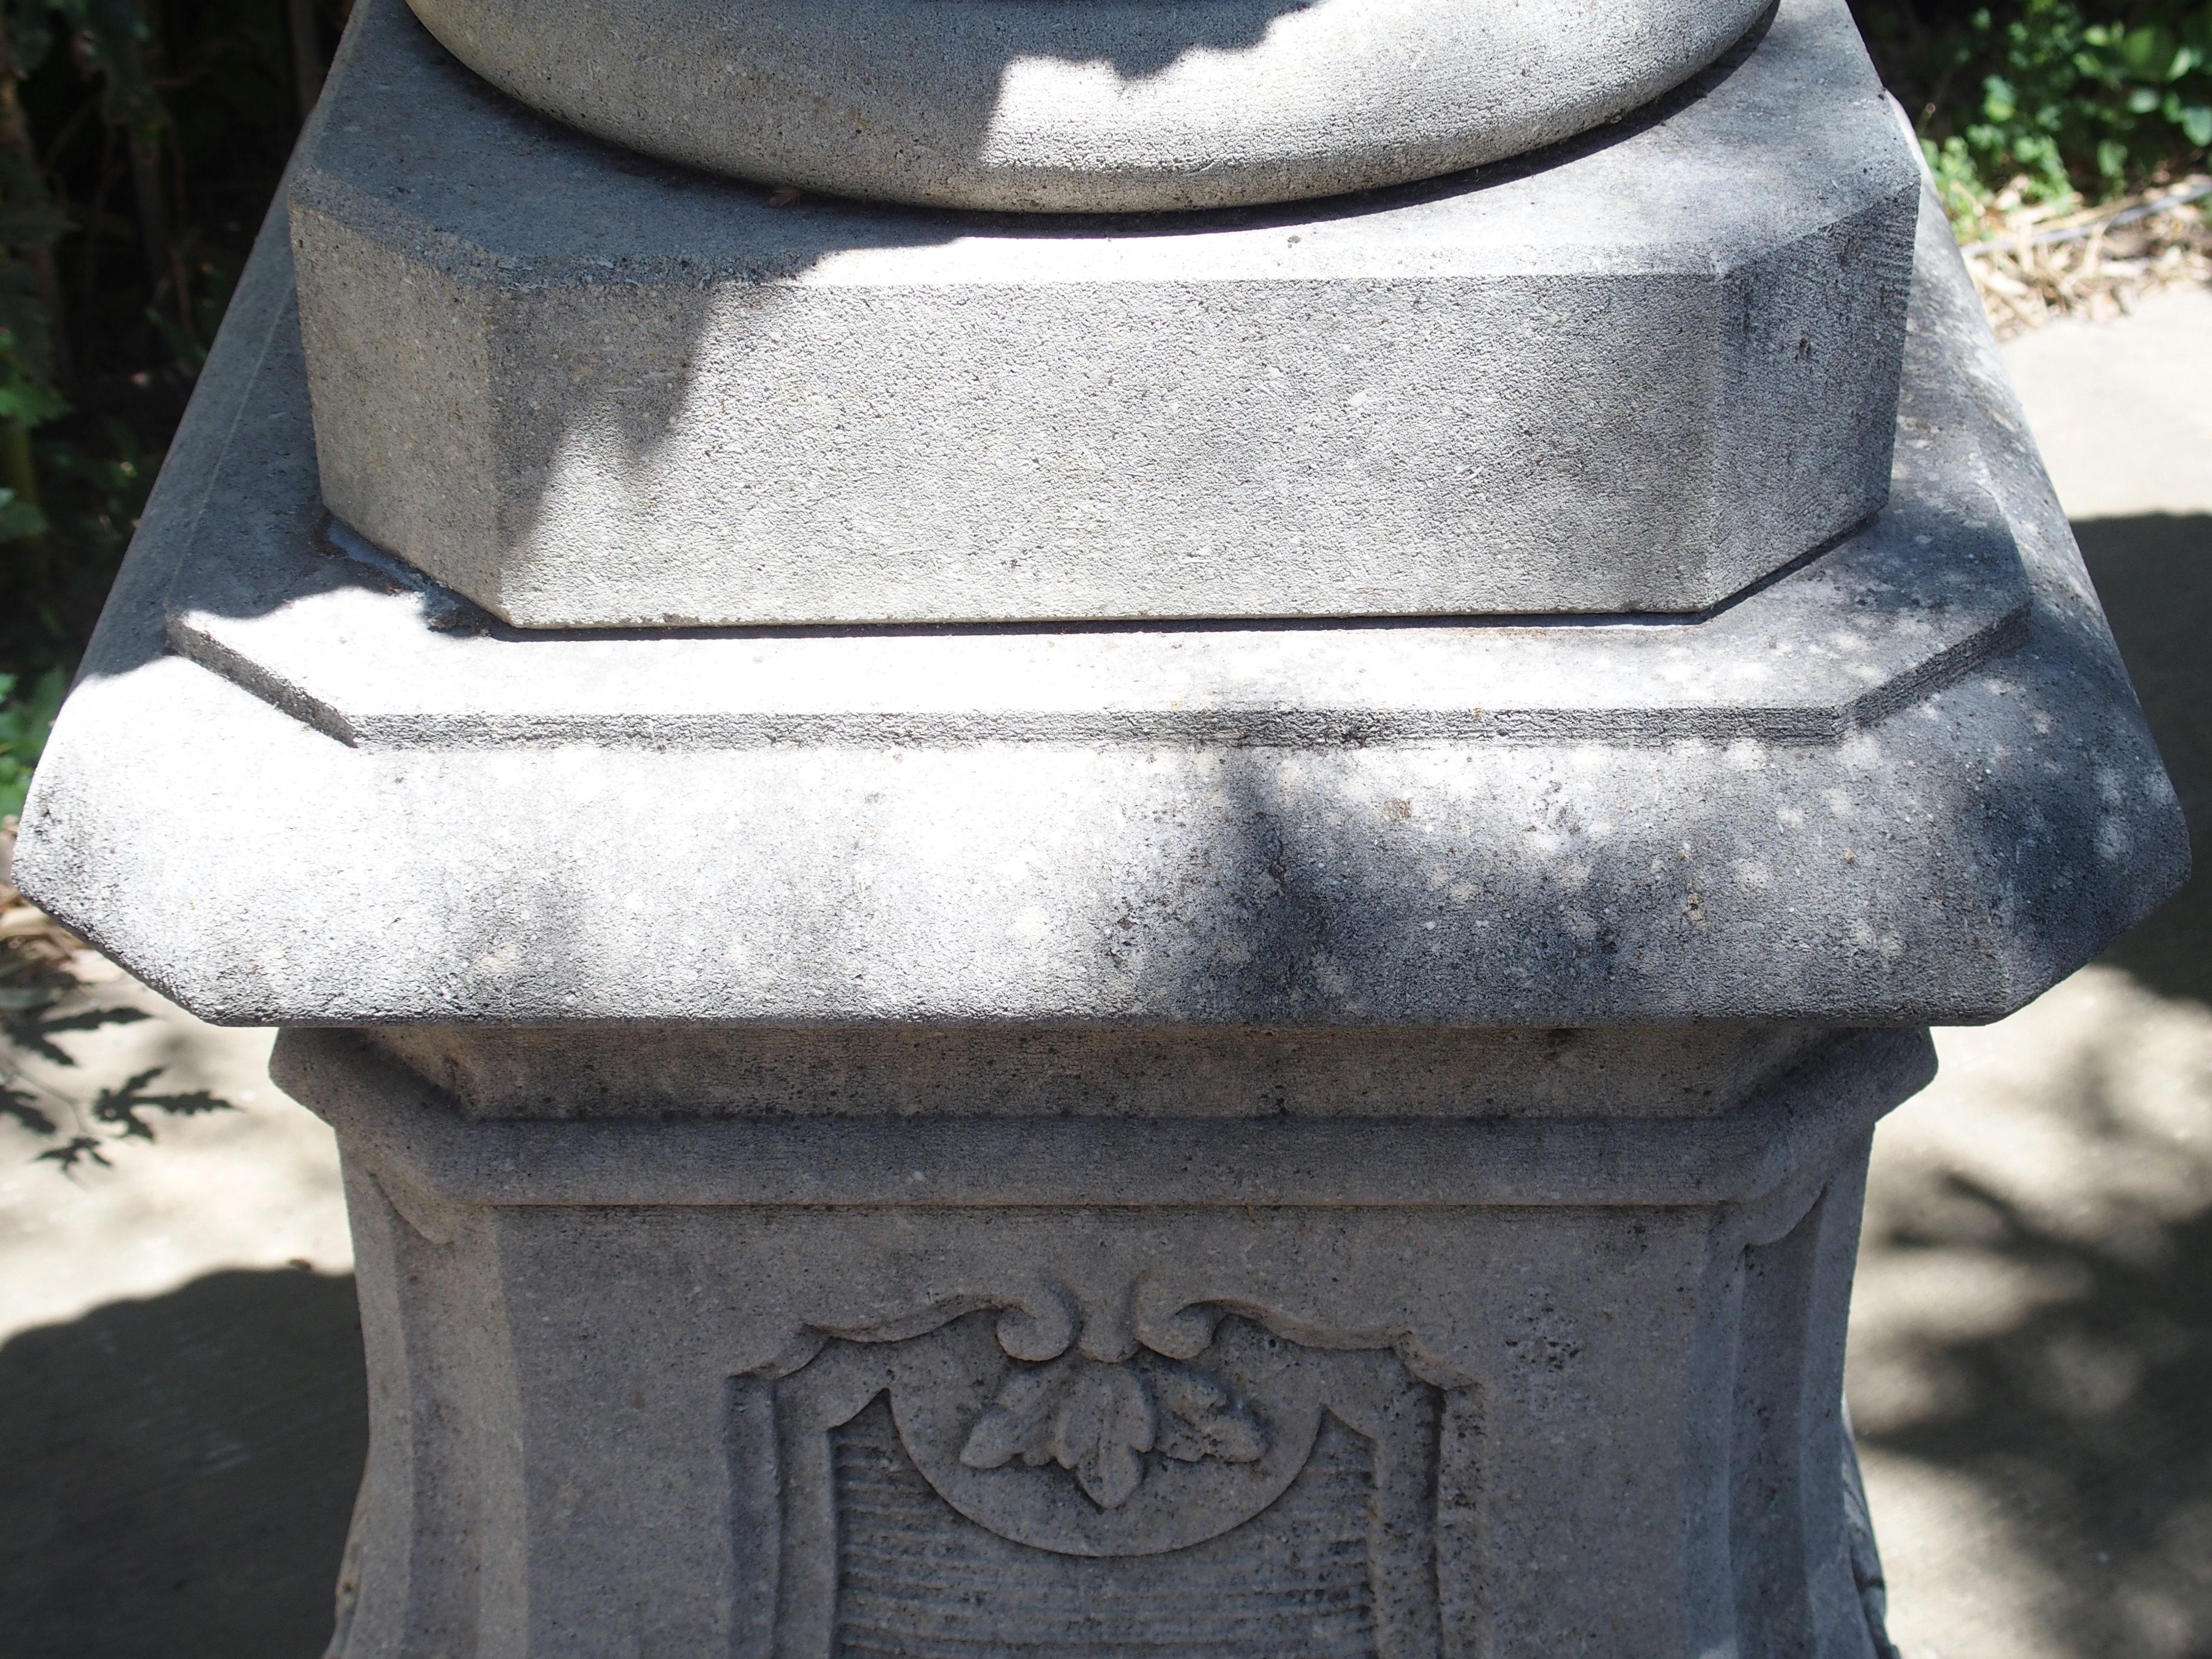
[10,0,2186,1655]
[286,1024,1926,1659]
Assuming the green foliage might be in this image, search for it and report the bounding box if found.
[0,4,317,1177]
[1960,0,2209,200]
[0,343,67,425]
[0,482,49,537]
[41,416,156,554]
[0,663,64,818]
[1857,0,2212,222]
[0,0,332,818]
[1857,0,2212,216]
[36,0,166,136]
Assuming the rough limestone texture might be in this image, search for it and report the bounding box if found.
[12,194,2181,1028]
[405,0,1773,212]
[290,0,1920,627]
[278,1022,1925,1659]
[7,5,2187,1650]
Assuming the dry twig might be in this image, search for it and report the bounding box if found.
[1958,176,2212,339]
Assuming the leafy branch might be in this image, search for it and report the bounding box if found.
[1859,0,2212,227]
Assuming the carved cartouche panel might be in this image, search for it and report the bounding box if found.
[833,1396,1382,1659]
[736,1306,1479,1659]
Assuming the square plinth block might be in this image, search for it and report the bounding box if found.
[282,1023,1928,1659]
[289,0,1919,627]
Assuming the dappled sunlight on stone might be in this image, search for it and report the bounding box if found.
[407,0,1768,214]
[7,0,2193,1646]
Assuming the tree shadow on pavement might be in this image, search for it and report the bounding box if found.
[1860,1131,2212,1655]
[2077,514,2212,1005]
[0,1267,367,1659]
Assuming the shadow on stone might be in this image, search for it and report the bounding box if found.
[0,1268,367,1659]
[2077,513,2212,1005]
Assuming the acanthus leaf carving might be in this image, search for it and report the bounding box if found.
[1151,1363,1265,1466]
[959,1350,1264,1509]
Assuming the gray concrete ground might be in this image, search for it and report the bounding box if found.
[0,962,353,1656]
[0,282,2206,1658]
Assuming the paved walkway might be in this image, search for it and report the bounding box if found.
[2,284,2208,1657]
[0,962,353,1656]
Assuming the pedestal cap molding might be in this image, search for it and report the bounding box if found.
[164,472,2031,751]
[405,0,1774,213]
[274,1025,1931,1213]
[8,188,2186,1029]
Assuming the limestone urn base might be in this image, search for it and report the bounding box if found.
[282,1023,1927,1659]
